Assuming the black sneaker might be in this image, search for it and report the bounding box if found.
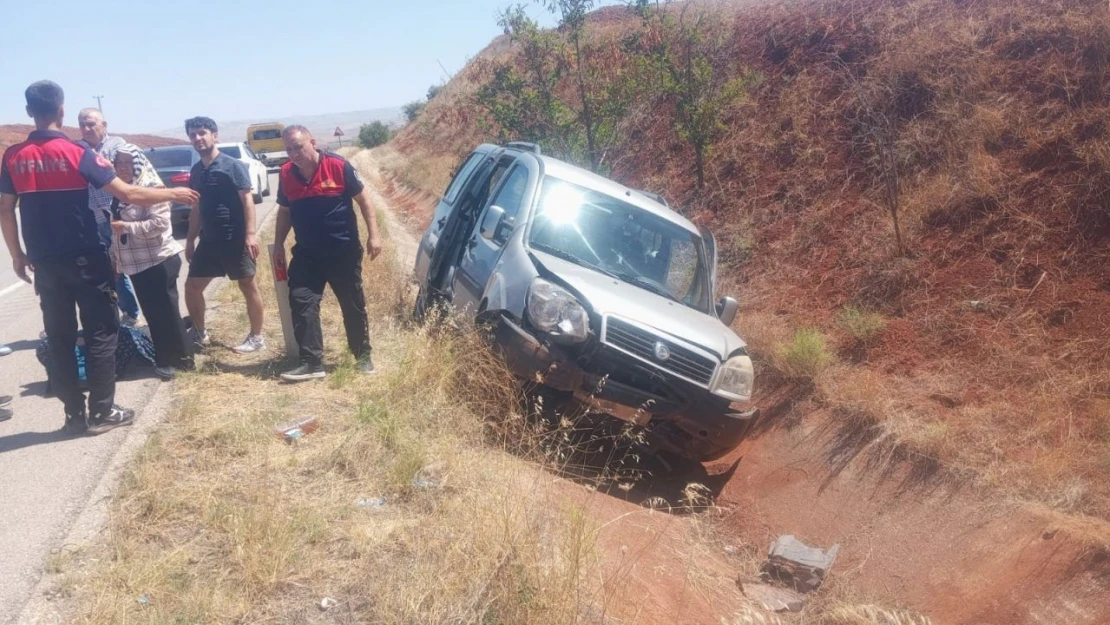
[280,363,326,383]
[358,357,376,375]
[63,411,89,435]
[88,406,135,434]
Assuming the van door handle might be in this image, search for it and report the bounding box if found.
[437,216,447,229]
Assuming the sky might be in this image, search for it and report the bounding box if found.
[0,0,561,134]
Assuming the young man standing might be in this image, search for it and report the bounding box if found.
[78,107,141,326]
[273,126,382,381]
[0,81,198,434]
[182,117,265,354]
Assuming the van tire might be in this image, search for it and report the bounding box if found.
[253,178,263,204]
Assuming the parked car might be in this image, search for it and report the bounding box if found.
[144,145,198,232]
[216,142,271,203]
[413,142,757,462]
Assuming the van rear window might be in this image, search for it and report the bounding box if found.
[252,129,281,140]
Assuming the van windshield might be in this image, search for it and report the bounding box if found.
[528,176,711,313]
[252,129,281,140]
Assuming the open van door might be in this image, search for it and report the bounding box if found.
[700,226,718,298]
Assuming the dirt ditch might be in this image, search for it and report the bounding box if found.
[373,154,1110,625]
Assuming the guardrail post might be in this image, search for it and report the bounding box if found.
[268,244,299,358]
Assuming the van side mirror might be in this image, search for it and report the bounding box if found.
[716,296,738,326]
[480,205,511,243]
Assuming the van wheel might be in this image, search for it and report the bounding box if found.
[413,285,430,323]
[253,177,263,203]
[413,285,446,324]
[262,175,271,197]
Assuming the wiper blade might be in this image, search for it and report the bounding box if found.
[614,272,683,304]
[534,245,622,280]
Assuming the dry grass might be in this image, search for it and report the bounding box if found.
[835,307,887,344]
[54,152,778,624]
[773,329,835,381]
[58,175,615,623]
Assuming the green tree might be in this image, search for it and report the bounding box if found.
[638,2,757,187]
[427,84,443,100]
[357,121,392,148]
[478,4,575,153]
[476,1,634,172]
[402,100,427,123]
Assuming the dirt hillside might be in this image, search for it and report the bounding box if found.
[378,0,1110,622]
[0,124,184,151]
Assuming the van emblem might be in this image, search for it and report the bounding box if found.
[653,342,671,362]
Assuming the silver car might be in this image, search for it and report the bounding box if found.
[413,143,757,462]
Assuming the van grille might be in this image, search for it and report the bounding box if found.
[602,317,717,387]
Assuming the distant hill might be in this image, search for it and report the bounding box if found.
[0,125,185,152]
[150,107,404,149]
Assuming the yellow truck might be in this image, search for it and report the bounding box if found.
[246,122,288,168]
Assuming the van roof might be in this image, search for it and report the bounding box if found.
[533,154,698,233]
[247,122,283,128]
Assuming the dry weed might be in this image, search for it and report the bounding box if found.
[818,603,933,625]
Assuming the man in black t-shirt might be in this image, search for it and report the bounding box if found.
[182,117,266,354]
[272,125,382,381]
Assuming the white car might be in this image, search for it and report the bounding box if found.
[217,142,272,203]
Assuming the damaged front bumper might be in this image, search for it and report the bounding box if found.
[493,315,759,462]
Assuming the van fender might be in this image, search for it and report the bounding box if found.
[481,270,508,315]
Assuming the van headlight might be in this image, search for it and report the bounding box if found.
[712,354,754,402]
[527,278,589,343]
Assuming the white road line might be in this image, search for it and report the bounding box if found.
[0,280,26,299]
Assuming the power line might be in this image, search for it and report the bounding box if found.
[92,95,104,111]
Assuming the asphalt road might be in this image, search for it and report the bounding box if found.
[0,173,279,623]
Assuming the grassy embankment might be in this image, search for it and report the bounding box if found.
[42,151,934,625]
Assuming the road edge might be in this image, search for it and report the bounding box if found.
[16,207,281,625]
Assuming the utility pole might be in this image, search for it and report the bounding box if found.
[93,95,104,111]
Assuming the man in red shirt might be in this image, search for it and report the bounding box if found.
[273,125,382,381]
[0,81,199,434]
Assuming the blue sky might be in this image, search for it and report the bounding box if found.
[0,0,562,134]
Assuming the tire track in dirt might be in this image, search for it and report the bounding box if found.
[347,149,421,272]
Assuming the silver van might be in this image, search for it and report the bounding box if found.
[413,143,757,461]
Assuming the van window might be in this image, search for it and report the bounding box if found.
[252,129,281,141]
[443,153,482,204]
[487,165,529,223]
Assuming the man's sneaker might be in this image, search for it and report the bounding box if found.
[232,334,265,354]
[192,328,210,350]
[0,343,11,356]
[280,363,326,382]
[63,411,89,435]
[88,406,135,434]
[358,356,376,375]
[154,366,176,380]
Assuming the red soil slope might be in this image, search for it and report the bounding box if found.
[0,124,183,152]
[383,0,1110,621]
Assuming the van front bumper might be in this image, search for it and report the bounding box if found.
[493,315,758,462]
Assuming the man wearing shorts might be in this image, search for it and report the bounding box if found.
[182,117,265,354]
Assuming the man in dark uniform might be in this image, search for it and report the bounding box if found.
[182,116,266,354]
[272,125,382,382]
[0,81,198,434]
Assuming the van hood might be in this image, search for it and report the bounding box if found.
[530,250,747,359]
